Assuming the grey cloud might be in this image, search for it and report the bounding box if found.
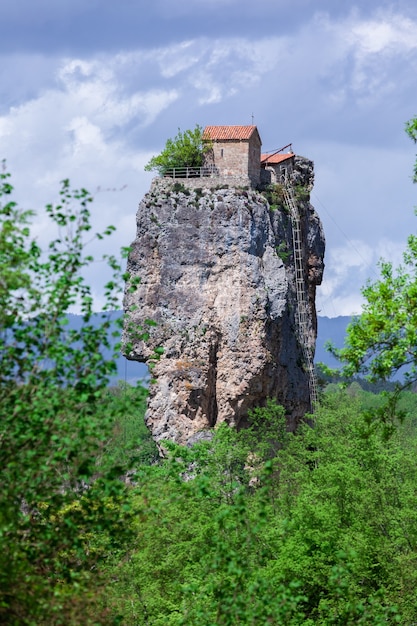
[0,0,384,55]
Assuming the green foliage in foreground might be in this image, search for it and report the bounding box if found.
[0,166,156,624]
[98,392,417,624]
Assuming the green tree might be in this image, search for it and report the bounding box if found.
[144,124,212,175]
[106,393,411,624]
[0,165,142,624]
[331,117,417,388]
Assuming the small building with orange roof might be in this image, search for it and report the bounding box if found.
[260,148,295,184]
[202,125,262,186]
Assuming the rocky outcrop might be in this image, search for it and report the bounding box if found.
[123,157,325,447]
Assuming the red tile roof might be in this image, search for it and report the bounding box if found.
[260,152,294,165]
[203,125,258,141]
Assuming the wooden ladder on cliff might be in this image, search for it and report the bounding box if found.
[281,172,319,412]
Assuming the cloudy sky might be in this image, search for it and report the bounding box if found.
[1,0,417,317]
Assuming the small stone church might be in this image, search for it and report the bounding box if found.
[202,125,294,187]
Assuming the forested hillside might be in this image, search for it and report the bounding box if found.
[102,390,417,624]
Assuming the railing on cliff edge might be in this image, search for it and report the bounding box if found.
[281,170,319,413]
[162,166,220,179]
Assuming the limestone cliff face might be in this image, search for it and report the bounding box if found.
[123,157,325,446]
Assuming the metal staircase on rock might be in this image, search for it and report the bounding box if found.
[281,172,319,412]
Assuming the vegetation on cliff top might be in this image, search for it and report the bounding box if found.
[144,124,212,175]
